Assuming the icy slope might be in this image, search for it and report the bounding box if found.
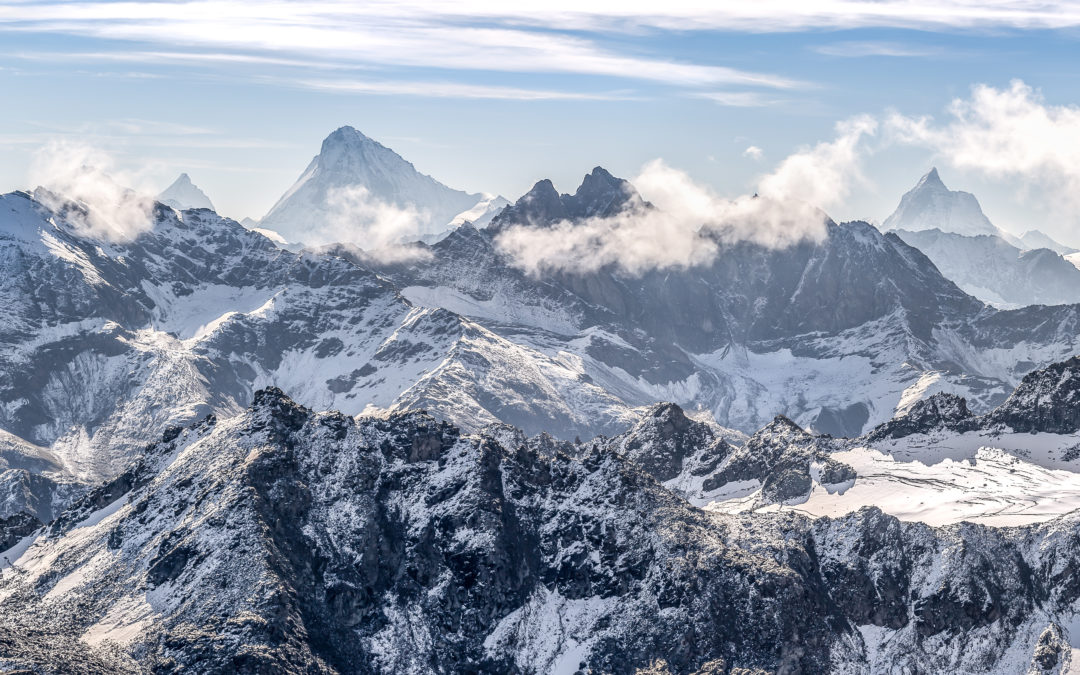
[696,360,1080,528]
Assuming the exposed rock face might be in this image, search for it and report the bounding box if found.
[7,162,1080,500]
[710,415,854,503]
[370,169,1080,437]
[4,388,1080,673]
[988,355,1080,433]
[0,188,640,488]
[0,390,842,673]
[487,166,643,231]
[603,403,730,482]
[867,392,978,441]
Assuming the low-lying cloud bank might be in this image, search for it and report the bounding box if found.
[24,80,1077,263]
[319,185,432,262]
[29,140,155,242]
[495,116,877,276]
[496,79,1080,276]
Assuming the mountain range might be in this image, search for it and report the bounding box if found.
[883,168,1080,307]
[4,127,1080,672]
[7,361,1080,672]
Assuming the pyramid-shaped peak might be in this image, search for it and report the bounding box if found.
[259,126,483,245]
[916,167,946,190]
[320,126,377,152]
[882,166,1000,238]
[159,173,214,211]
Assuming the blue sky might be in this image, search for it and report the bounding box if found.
[2,2,1080,242]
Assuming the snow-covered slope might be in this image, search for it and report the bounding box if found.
[695,359,1080,529]
[882,167,1009,239]
[7,386,1080,673]
[893,228,1080,308]
[7,164,1080,491]
[1021,229,1078,255]
[879,169,1080,307]
[0,189,639,484]
[157,173,214,211]
[369,168,1080,439]
[259,126,491,245]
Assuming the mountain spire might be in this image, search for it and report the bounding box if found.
[158,173,215,212]
[258,126,489,246]
[916,167,945,190]
[881,167,1000,238]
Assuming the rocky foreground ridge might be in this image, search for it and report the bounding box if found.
[5,358,1080,672]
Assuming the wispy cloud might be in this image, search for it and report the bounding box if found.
[10,49,377,71]
[14,1,1069,105]
[0,3,807,93]
[695,91,788,107]
[29,140,155,242]
[813,41,943,58]
[296,78,634,101]
[6,2,1076,35]
[887,80,1080,219]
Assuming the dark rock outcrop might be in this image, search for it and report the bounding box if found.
[867,392,978,441]
[987,356,1080,433]
[1,390,1079,674]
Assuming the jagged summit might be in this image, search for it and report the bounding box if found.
[882,167,1003,238]
[988,355,1080,433]
[158,173,214,212]
[916,166,945,190]
[488,166,643,230]
[259,126,492,246]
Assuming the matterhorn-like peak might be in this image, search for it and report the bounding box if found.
[882,167,1001,238]
[158,172,215,212]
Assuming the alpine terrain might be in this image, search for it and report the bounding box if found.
[258,127,506,246]
[3,128,1080,674]
[883,168,1080,307]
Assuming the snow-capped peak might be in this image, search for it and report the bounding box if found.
[158,173,215,212]
[258,126,489,246]
[882,167,1003,239]
[914,166,945,190]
